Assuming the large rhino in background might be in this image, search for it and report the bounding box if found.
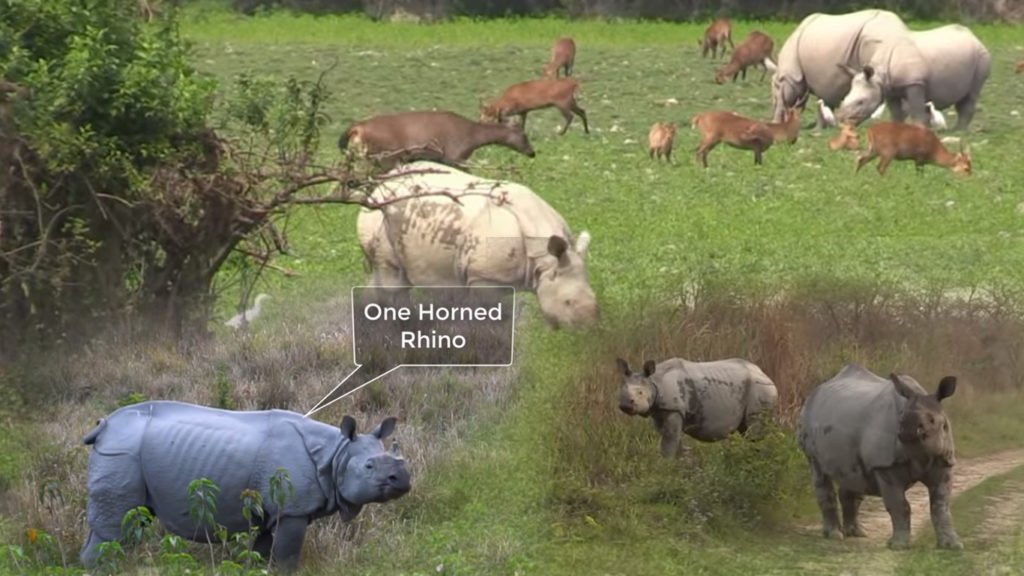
[615,357,779,457]
[836,24,991,131]
[770,10,930,125]
[357,161,599,329]
[798,365,962,550]
[80,401,411,572]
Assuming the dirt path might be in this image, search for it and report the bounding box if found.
[795,449,1024,576]
[855,448,1024,542]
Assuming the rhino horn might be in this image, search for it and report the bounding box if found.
[574,230,592,257]
[936,376,957,402]
[371,416,397,440]
[547,235,569,260]
[615,357,631,376]
[642,360,657,378]
[340,415,358,441]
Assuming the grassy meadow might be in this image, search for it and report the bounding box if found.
[4,4,1024,575]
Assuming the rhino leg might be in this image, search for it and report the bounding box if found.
[657,412,684,458]
[266,517,309,573]
[809,459,843,539]
[876,473,912,549]
[902,85,928,127]
[927,470,963,549]
[954,97,977,132]
[80,453,148,567]
[839,489,867,537]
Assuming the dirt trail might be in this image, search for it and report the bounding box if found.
[795,449,1024,576]
[855,448,1024,541]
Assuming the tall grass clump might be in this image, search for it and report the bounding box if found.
[549,271,1024,541]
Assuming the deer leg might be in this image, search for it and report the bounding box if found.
[557,106,574,135]
[856,151,877,172]
[570,101,589,134]
[877,155,893,175]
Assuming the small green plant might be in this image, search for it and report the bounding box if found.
[187,477,224,568]
[213,363,235,409]
[93,541,126,576]
[267,468,295,568]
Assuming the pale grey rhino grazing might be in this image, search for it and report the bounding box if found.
[798,364,961,550]
[835,24,991,131]
[357,161,599,329]
[615,357,779,457]
[770,10,930,126]
[80,401,411,572]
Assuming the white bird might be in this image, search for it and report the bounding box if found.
[816,99,837,128]
[870,102,886,120]
[926,101,947,130]
[225,293,271,329]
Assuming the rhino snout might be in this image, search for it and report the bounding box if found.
[380,459,411,495]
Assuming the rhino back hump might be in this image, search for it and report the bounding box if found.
[657,359,761,440]
[368,162,571,286]
[128,402,332,533]
[910,25,990,108]
[800,366,903,489]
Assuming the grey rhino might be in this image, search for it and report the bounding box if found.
[357,161,598,329]
[80,401,411,572]
[836,24,991,131]
[770,10,930,126]
[798,364,961,550]
[616,357,779,457]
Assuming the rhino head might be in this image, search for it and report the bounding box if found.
[534,233,599,329]
[835,64,884,126]
[890,373,957,467]
[615,358,659,417]
[771,73,809,122]
[333,415,411,521]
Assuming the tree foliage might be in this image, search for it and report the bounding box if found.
[0,0,353,359]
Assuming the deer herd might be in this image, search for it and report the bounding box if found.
[337,17,1023,178]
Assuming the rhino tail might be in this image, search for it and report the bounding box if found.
[83,418,107,445]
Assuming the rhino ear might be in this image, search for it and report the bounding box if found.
[616,357,631,376]
[547,235,569,259]
[340,415,358,441]
[642,360,657,377]
[889,373,919,399]
[862,65,875,82]
[936,376,957,402]
[371,416,397,440]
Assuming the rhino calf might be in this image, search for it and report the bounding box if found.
[80,401,411,572]
[616,357,779,457]
[798,365,961,550]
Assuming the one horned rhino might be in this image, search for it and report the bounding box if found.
[771,10,927,124]
[80,401,411,573]
[836,24,990,131]
[798,364,961,550]
[358,161,599,329]
[616,357,779,457]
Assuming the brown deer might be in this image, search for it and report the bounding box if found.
[855,121,971,176]
[714,31,775,84]
[699,19,734,59]
[828,122,861,151]
[691,110,775,168]
[765,107,801,144]
[543,37,576,79]
[648,122,678,162]
[338,110,535,171]
[480,78,589,135]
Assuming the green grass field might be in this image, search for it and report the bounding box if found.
[5,5,1024,575]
